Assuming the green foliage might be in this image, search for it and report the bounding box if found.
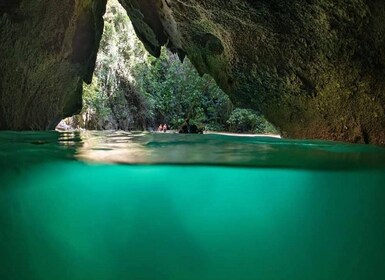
[82,77,111,120]
[133,49,232,130]
[227,108,278,134]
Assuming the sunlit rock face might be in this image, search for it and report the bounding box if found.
[120,0,385,144]
[0,0,106,129]
[1,0,385,143]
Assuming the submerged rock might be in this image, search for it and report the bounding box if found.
[1,0,385,143]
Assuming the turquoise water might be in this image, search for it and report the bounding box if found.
[1,131,385,280]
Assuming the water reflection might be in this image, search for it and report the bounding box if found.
[76,131,150,163]
[73,131,385,170]
[1,130,385,170]
[58,131,83,147]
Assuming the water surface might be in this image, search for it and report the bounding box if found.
[0,131,384,280]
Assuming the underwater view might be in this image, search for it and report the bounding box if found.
[1,131,385,280]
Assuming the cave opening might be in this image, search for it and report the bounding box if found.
[1,0,385,143]
[57,0,277,135]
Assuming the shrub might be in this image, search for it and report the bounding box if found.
[227,108,278,134]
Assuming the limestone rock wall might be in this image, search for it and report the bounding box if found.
[1,0,385,143]
[120,0,385,143]
[0,0,106,129]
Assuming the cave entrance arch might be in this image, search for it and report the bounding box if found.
[2,0,385,143]
[61,0,235,133]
